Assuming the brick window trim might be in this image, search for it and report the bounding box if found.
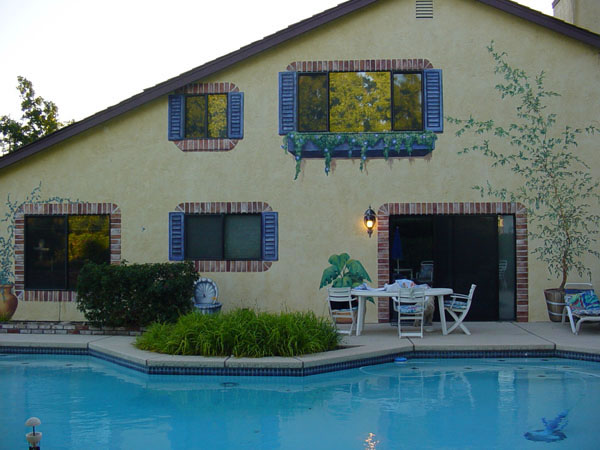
[172,82,240,152]
[14,202,121,303]
[375,202,529,323]
[176,201,274,273]
[285,58,434,72]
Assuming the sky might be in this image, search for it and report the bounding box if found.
[0,0,554,123]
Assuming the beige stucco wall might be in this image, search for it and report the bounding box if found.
[1,0,599,323]
[553,0,600,34]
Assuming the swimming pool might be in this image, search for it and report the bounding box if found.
[1,355,599,449]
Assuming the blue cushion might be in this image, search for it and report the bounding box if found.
[444,300,468,310]
[567,290,600,315]
[398,305,423,314]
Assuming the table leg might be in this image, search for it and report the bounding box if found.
[356,296,366,336]
[437,295,448,335]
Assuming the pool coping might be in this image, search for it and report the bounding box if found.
[2,321,600,376]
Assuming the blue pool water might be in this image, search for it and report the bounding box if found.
[1,355,600,449]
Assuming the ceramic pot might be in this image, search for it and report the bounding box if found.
[0,284,18,321]
[544,288,565,322]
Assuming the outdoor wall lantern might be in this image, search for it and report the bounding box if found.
[363,206,376,237]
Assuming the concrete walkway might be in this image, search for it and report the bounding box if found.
[2,321,599,373]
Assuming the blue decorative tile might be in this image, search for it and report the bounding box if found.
[2,345,600,376]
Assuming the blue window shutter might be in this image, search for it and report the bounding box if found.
[227,92,244,139]
[279,72,297,135]
[261,212,278,261]
[168,95,185,140]
[423,69,443,132]
[169,212,185,261]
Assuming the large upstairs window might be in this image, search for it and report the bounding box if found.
[297,71,424,133]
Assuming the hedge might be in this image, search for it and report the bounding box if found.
[76,262,198,327]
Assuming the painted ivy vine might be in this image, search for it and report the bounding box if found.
[282,131,437,179]
[0,183,81,285]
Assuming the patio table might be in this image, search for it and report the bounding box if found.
[350,287,454,336]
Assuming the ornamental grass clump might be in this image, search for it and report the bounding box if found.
[135,309,341,358]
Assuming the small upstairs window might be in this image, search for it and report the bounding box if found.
[168,91,244,141]
[185,94,228,139]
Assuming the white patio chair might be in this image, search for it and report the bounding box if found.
[443,284,477,335]
[561,283,600,335]
[327,287,358,335]
[392,287,427,338]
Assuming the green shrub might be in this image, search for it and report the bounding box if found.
[135,309,341,357]
[76,262,198,327]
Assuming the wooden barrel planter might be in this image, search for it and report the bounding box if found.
[544,288,565,322]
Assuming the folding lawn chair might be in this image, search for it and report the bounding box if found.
[327,287,358,335]
[443,284,477,335]
[392,287,427,338]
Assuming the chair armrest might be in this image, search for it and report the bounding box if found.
[451,294,469,300]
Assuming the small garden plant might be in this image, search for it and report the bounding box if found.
[135,309,341,357]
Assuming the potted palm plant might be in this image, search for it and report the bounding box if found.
[449,43,599,321]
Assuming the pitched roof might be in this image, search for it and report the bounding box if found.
[1,0,599,170]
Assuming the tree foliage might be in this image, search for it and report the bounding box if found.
[448,43,599,289]
[0,76,68,155]
[330,72,391,133]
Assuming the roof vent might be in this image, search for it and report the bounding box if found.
[416,0,433,19]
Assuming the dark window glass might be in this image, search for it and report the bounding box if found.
[329,72,391,133]
[25,215,110,290]
[185,215,224,259]
[208,95,228,138]
[393,73,423,131]
[224,215,261,260]
[185,96,207,138]
[185,214,261,260]
[25,217,67,290]
[185,95,228,139]
[296,71,426,133]
[298,74,328,132]
[67,216,110,288]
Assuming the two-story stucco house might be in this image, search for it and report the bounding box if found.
[0,0,598,326]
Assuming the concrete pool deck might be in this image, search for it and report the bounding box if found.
[2,321,600,374]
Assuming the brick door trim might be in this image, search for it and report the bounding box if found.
[376,202,528,322]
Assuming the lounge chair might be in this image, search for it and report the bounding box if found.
[562,283,600,335]
[327,287,358,335]
[443,284,477,335]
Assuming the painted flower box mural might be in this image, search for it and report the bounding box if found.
[282,131,437,179]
